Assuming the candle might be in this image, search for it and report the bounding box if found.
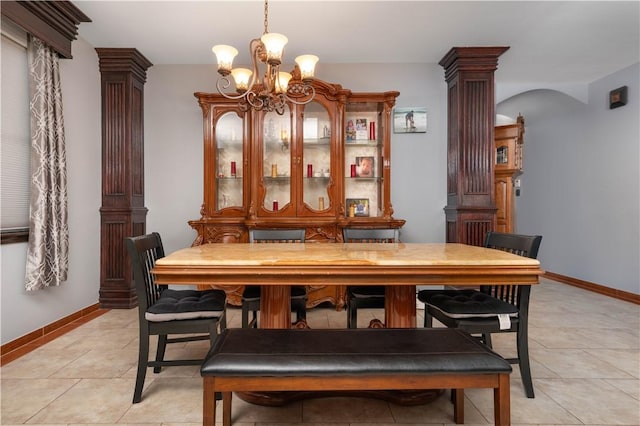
[350,164,356,178]
[307,164,313,178]
[271,164,277,177]
[369,122,376,140]
[318,196,325,210]
[230,161,236,177]
[272,200,279,211]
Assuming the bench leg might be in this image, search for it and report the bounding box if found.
[223,392,232,426]
[203,378,215,426]
[453,388,464,424]
[494,374,511,426]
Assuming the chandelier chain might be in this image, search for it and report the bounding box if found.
[263,0,269,35]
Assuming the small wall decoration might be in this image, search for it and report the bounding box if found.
[346,198,370,217]
[393,107,427,133]
[609,86,628,109]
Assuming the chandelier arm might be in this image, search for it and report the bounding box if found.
[216,77,251,100]
[274,94,287,115]
[249,38,263,89]
[245,91,266,111]
[264,63,278,93]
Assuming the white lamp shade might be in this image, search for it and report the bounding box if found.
[212,45,238,74]
[295,55,319,80]
[260,33,288,64]
[230,68,253,92]
[276,72,292,93]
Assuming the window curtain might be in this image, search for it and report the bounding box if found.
[24,36,69,291]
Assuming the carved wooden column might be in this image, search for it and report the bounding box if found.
[440,47,509,246]
[97,48,153,308]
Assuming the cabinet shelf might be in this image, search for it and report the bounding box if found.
[345,140,381,146]
[263,176,291,182]
[348,177,383,182]
[303,138,331,146]
[217,141,243,148]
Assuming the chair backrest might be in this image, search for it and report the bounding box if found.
[342,228,399,243]
[484,231,542,259]
[249,228,306,243]
[125,232,167,315]
[482,231,542,306]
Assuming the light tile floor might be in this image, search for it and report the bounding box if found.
[2,278,639,425]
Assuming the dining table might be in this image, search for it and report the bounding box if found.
[152,241,542,406]
[152,242,543,329]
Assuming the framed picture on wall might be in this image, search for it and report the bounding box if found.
[393,107,427,133]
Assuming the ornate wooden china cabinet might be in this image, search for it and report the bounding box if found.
[190,77,405,308]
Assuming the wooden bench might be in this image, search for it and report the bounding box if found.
[201,328,512,426]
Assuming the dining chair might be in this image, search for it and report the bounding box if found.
[342,227,400,328]
[417,231,542,398]
[242,228,307,328]
[125,232,227,403]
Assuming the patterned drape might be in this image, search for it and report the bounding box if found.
[24,36,69,291]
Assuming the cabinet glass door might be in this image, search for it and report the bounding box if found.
[302,101,331,212]
[263,106,292,212]
[345,103,382,218]
[215,112,243,209]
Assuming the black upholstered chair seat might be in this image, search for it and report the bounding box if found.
[347,285,385,299]
[242,285,307,301]
[146,289,227,322]
[418,289,519,319]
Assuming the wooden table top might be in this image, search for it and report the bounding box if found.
[153,243,542,286]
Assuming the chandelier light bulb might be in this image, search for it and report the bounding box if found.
[231,68,253,93]
[295,55,319,80]
[276,72,292,94]
[212,45,238,76]
[260,33,288,65]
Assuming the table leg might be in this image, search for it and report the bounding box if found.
[385,285,416,328]
[260,285,291,329]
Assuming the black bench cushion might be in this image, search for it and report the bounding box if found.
[145,289,226,322]
[418,289,519,319]
[201,328,511,377]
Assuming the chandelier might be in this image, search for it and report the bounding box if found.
[211,0,319,115]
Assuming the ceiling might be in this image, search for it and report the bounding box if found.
[75,1,639,88]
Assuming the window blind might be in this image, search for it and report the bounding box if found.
[1,28,31,231]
